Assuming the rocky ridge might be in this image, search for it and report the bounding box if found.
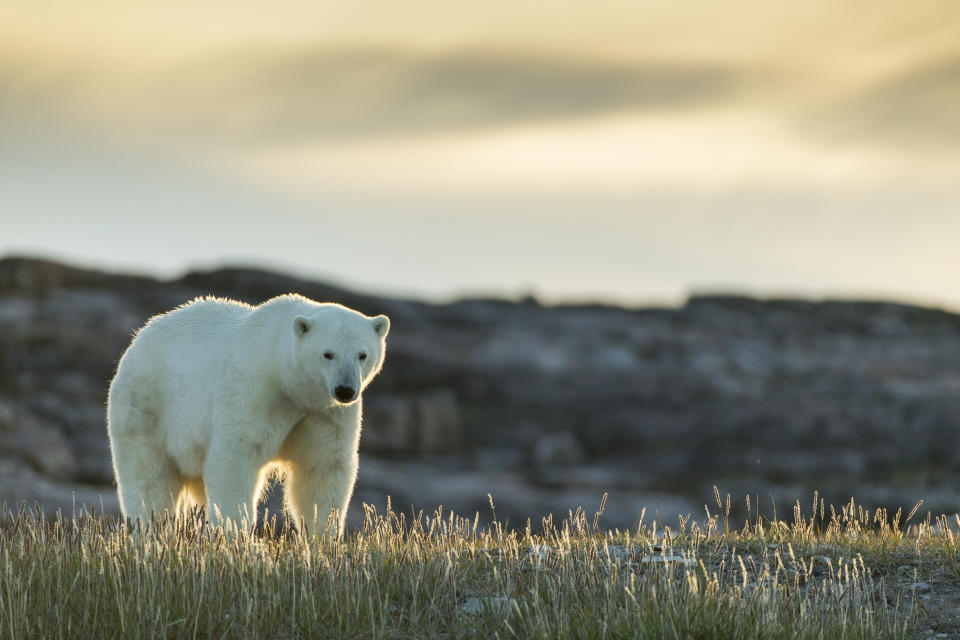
[1,256,959,530]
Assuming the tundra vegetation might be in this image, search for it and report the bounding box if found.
[1,492,958,639]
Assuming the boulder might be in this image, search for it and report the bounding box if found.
[532,431,586,466]
[363,389,461,454]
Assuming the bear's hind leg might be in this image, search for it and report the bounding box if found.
[112,434,183,524]
[108,388,183,524]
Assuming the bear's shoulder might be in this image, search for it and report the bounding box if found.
[255,294,355,319]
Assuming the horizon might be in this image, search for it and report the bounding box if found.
[5,252,960,315]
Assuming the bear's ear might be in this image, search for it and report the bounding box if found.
[293,316,311,337]
[370,314,390,338]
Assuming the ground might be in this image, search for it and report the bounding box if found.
[3,495,960,638]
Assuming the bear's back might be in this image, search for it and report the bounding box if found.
[159,296,252,336]
[123,297,253,373]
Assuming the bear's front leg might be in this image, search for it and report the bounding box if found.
[203,439,264,532]
[285,452,358,537]
[280,412,360,538]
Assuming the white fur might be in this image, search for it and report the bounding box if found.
[106,294,389,536]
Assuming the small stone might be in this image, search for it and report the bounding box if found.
[604,545,634,560]
[910,582,932,594]
[458,597,516,616]
[811,556,833,576]
[528,544,552,562]
[641,554,696,566]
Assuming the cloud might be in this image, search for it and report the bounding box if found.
[223,48,742,140]
[806,56,960,150]
[0,46,743,144]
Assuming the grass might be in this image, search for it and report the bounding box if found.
[1,491,957,639]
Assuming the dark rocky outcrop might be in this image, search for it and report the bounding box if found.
[2,256,959,530]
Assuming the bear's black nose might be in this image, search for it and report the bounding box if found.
[334,386,356,402]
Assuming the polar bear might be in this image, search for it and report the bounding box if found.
[106,294,389,537]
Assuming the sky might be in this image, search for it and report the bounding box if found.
[2,1,959,307]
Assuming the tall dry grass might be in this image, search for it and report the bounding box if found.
[0,492,942,639]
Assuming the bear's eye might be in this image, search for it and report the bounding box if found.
[323,351,335,360]
[358,353,367,361]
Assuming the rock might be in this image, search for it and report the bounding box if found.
[0,403,77,480]
[363,395,415,452]
[528,544,552,562]
[0,400,14,428]
[641,554,697,566]
[363,389,461,454]
[415,389,461,452]
[910,581,932,594]
[354,456,700,531]
[813,556,834,576]
[0,458,119,519]
[532,431,586,466]
[603,545,635,561]
[472,448,526,469]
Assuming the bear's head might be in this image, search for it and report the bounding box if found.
[291,305,390,408]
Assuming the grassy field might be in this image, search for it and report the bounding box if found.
[0,492,957,639]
